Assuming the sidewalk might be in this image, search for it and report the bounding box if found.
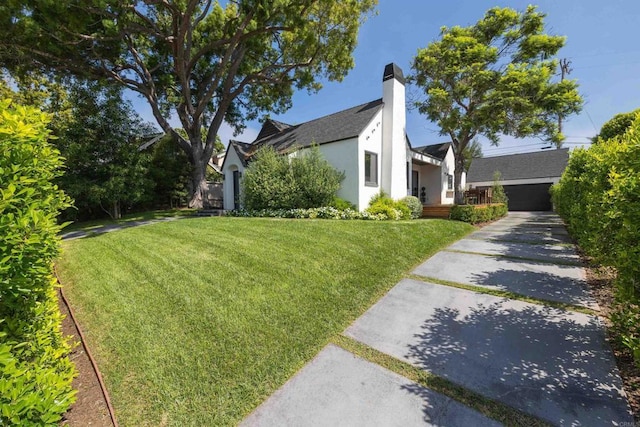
[242,213,633,426]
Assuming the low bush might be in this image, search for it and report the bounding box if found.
[330,197,356,211]
[552,113,640,365]
[365,191,411,220]
[0,100,76,425]
[227,207,387,220]
[450,203,507,224]
[400,196,422,219]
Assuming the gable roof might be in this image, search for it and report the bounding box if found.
[412,142,451,161]
[467,148,570,183]
[255,119,293,141]
[224,140,253,168]
[245,99,384,157]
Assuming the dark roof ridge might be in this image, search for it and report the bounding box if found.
[251,98,383,145]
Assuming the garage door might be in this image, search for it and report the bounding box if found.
[503,183,553,211]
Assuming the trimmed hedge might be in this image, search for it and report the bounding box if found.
[552,114,640,365]
[450,204,508,224]
[0,100,76,425]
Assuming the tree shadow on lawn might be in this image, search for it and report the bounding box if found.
[400,301,633,426]
[468,261,594,309]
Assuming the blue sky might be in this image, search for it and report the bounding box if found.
[131,0,640,157]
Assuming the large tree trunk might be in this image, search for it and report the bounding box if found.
[454,153,466,205]
[188,159,209,209]
[113,200,121,219]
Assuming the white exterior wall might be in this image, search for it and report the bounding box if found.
[438,147,466,205]
[317,138,361,208]
[221,146,245,210]
[440,148,456,205]
[357,110,384,209]
[381,76,407,199]
[422,164,442,205]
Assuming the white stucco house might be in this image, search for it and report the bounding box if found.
[221,63,465,211]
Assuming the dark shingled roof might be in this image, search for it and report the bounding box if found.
[244,99,384,158]
[467,148,570,182]
[226,140,253,167]
[412,142,451,161]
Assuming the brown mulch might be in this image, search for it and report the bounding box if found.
[57,291,114,427]
[583,255,640,424]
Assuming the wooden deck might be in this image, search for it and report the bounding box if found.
[421,205,452,218]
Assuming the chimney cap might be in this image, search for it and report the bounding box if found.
[383,63,406,85]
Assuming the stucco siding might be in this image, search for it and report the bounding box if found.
[317,138,360,208]
[222,147,245,210]
[358,110,384,209]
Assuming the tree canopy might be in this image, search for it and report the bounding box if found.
[596,108,640,142]
[410,5,582,202]
[1,0,377,207]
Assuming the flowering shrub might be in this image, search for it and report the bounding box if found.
[227,207,388,220]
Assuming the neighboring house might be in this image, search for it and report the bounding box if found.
[221,63,465,211]
[209,151,225,174]
[466,148,570,211]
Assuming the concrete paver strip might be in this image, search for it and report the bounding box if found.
[479,223,570,235]
[467,229,572,244]
[413,250,596,309]
[344,279,633,426]
[447,238,581,265]
[241,344,500,427]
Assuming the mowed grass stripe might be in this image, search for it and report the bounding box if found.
[58,217,473,426]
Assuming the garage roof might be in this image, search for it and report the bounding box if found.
[467,148,570,182]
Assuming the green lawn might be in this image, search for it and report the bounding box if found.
[57,217,473,426]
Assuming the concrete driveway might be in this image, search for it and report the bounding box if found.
[242,212,633,426]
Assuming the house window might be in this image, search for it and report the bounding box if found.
[364,151,378,186]
[447,174,454,190]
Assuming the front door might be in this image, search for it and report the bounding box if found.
[412,170,419,198]
[232,170,241,210]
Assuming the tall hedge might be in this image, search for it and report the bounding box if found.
[0,100,76,424]
[552,113,640,364]
[242,145,344,210]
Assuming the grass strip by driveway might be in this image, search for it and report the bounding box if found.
[408,274,597,315]
[332,335,550,427]
[56,217,473,426]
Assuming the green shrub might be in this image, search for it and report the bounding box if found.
[0,99,76,425]
[596,108,640,142]
[552,114,640,365]
[330,197,356,211]
[241,147,298,210]
[227,207,387,220]
[491,171,508,204]
[450,203,507,224]
[365,191,411,220]
[400,196,422,219]
[241,145,344,210]
[291,146,345,208]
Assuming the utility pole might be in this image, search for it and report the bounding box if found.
[558,58,572,136]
